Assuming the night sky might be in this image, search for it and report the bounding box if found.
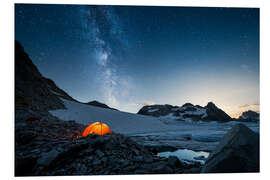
[15,4,259,117]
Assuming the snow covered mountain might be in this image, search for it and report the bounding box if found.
[138,102,232,122]
[238,110,259,122]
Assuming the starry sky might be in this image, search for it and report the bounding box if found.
[15,4,259,117]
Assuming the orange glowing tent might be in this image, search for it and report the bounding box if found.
[82,122,112,136]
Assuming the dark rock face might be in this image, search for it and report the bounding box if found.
[138,102,231,122]
[203,102,231,122]
[238,110,259,122]
[167,156,183,168]
[15,40,76,111]
[15,107,86,176]
[182,103,194,107]
[201,124,259,173]
[137,104,175,117]
[85,100,118,111]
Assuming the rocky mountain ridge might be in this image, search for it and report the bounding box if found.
[237,110,259,122]
[15,40,115,112]
[138,102,232,122]
[15,40,77,111]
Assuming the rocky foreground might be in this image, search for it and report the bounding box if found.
[15,108,201,176]
[16,107,259,176]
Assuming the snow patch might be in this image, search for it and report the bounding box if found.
[50,90,63,96]
[158,149,210,164]
[172,107,181,111]
[158,106,208,122]
[201,113,208,119]
[148,108,159,113]
[183,107,206,116]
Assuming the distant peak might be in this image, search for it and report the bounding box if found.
[89,100,100,104]
[206,102,216,108]
[86,101,118,111]
[86,100,108,107]
[182,103,194,107]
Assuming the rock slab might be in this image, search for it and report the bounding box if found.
[202,123,259,173]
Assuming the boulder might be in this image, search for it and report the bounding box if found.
[202,124,259,173]
[37,149,60,167]
[167,156,183,168]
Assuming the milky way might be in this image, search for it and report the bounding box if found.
[79,6,132,108]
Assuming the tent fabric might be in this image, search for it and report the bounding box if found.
[82,122,112,136]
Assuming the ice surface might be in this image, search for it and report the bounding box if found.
[130,120,259,151]
[50,90,63,96]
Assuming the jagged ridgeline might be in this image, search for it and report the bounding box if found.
[138,102,259,123]
[137,102,232,122]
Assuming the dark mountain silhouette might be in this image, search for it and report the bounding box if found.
[15,40,77,111]
[238,110,259,122]
[15,40,114,112]
[204,102,232,122]
[85,100,118,111]
[138,102,232,122]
